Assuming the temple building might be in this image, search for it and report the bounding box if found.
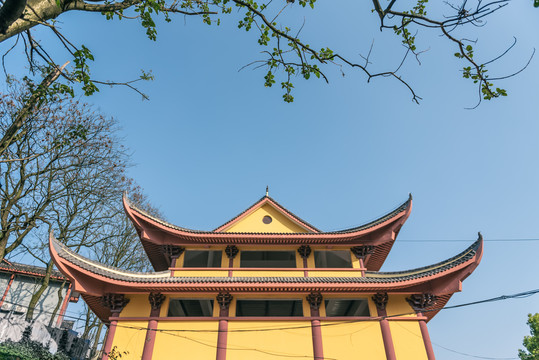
[49,193,483,360]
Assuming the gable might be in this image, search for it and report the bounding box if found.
[224,204,310,233]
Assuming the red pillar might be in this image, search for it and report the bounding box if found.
[100,294,129,360]
[297,246,311,277]
[142,293,166,360]
[56,283,72,327]
[418,313,436,360]
[225,246,239,277]
[307,292,324,360]
[379,318,397,360]
[101,320,118,360]
[358,258,366,277]
[216,318,228,360]
[372,293,396,360]
[0,274,15,307]
[216,292,233,360]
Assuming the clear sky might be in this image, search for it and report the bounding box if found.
[3,1,539,359]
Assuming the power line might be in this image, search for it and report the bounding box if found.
[399,238,539,243]
[393,322,518,360]
[2,288,537,359]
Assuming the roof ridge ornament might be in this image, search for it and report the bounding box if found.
[266,186,269,197]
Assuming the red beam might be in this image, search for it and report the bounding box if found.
[0,274,15,307]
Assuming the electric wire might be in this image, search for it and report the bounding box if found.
[1,288,537,359]
[399,238,539,242]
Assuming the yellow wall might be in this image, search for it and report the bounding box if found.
[120,294,151,317]
[390,321,428,360]
[110,320,148,359]
[321,320,387,360]
[386,294,417,317]
[152,321,220,359]
[224,204,309,233]
[227,321,313,360]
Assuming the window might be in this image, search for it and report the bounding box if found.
[168,299,214,317]
[324,299,370,317]
[183,250,222,267]
[240,251,296,268]
[236,300,303,317]
[314,251,353,268]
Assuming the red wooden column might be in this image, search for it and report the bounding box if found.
[406,293,437,360]
[216,292,233,360]
[297,245,311,277]
[141,293,167,360]
[56,283,72,327]
[307,292,324,360]
[372,292,396,360]
[225,246,239,277]
[101,294,130,360]
[0,274,15,307]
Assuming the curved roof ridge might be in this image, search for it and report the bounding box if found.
[50,232,482,285]
[124,193,208,233]
[50,233,171,279]
[366,233,483,278]
[326,194,412,234]
[125,193,411,236]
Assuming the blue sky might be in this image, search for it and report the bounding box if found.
[3,0,539,358]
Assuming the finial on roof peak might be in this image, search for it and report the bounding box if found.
[266,186,269,197]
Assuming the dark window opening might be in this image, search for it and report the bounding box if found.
[314,251,353,268]
[183,250,222,268]
[236,300,303,317]
[240,251,296,268]
[168,299,214,317]
[324,299,370,317]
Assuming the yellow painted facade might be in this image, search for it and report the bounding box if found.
[321,321,387,360]
[227,321,314,360]
[223,204,310,233]
[110,320,147,359]
[105,197,435,360]
[390,321,429,360]
[152,321,220,359]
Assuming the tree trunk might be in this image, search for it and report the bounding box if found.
[92,323,105,359]
[25,260,53,321]
[48,280,65,327]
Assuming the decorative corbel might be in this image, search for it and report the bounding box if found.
[306,292,323,311]
[161,245,185,265]
[216,292,233,310]
[225,245,239,259]
[297,245,312,260]
[101,294,130,314]
[372,292,388,312]
[351,245,375,260]
[149,293,166,311]
[406,293,437,312]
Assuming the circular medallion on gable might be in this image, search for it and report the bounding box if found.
[262,215,273,224]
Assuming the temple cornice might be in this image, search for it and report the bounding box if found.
[49,232,482,323]
[123,194,413,271]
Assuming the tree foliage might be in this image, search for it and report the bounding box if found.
[0,340,68,360]
[519,313,539,360]
[0,78,155,324]
[0,0,531,105]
